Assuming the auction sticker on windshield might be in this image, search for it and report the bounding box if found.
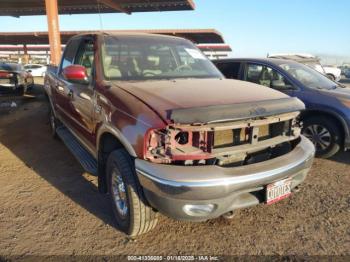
[185,48,206,60]
[266,178,292,205]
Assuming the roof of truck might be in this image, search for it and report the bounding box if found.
[71,31,191,42]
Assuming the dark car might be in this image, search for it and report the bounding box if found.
[44,33,314,236]
[339,66,350,77]
[214,58,350,158]
[0,62,34,95]
[344,68,350,79]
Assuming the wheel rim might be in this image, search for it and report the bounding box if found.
[111,170,128,218]
[303,124,331,151]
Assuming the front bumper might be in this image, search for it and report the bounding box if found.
[136,136,315,221]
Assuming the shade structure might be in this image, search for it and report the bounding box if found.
[0,0,195,17]
[0,29,224,45]
[0,0,196,64]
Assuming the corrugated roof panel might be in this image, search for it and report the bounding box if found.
[0,29,225,45]
[0,0,195,16]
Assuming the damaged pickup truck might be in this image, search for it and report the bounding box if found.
[45,33,315,236]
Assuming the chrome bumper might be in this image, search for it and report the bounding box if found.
[136,136,315,221]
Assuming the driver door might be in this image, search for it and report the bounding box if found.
[68,37,96,146]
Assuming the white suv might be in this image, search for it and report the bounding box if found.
[268,54,341,81]
[323,66,341,81]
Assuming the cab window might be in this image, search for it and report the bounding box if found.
[60,37,81,72]
[74,39,94,80]
[245,63,293,90]
[216,62,241,79]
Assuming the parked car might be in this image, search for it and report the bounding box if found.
[268,54,342,81]
[45,33,314,236]
[214,58,350,158]
[340,67,350,78]
[0,62,34,95]
[268,54,326,73]
[24,64,47,77]
[345,69,350,79]
[323,66,342,82]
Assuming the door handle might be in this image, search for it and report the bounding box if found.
[67,89,73,98]
[57,85,64,92]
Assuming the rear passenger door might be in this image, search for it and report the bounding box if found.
[215,61,242,80]
[244,63,296,96]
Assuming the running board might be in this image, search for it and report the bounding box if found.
[56,126,98,176]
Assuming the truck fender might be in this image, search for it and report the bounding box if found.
[96,123,137,158]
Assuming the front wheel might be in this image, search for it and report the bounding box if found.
[106,149,158,236]
[302,116,342,158]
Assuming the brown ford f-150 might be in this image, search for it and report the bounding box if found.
[45,33,315,236]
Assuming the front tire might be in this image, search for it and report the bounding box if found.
[302,116,342,158]
[106,149,158,236]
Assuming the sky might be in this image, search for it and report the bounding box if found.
[0,0,349,60]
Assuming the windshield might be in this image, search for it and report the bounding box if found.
[101,35,223,81]
[0,63,22,71]
[278,62,337,90]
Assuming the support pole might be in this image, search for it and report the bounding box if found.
[45,0,61,65]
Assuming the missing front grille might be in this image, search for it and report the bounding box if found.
[213,128,250,148]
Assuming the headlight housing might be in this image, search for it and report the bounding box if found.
[143,128,213,164]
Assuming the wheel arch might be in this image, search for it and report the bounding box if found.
[300,109,348,142]
[97,128,137,193]
[326,73,336,79]
[96,125,137,158]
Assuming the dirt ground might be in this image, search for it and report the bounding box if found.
[0,81,349,258]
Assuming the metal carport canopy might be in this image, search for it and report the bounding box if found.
[0,29,224,45]
[0,0,195,65]
[0,0,195,16]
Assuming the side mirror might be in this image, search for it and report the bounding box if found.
[62,65,89,84]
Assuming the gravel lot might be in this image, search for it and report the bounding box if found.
[0,81,349,258]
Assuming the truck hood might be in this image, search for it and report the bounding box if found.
[112,78,304,124]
